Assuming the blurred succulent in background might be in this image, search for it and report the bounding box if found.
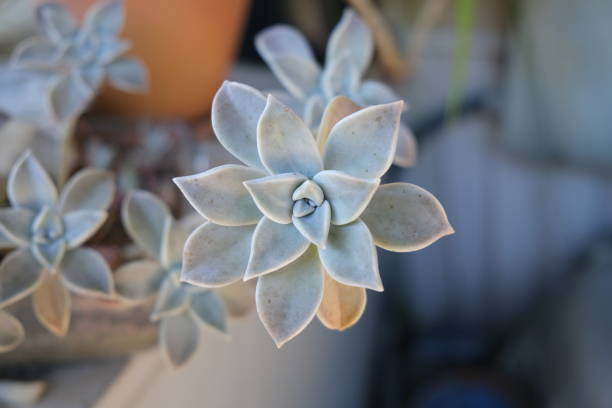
[174,81,452,347]
[116,191,238,367]
[0,0,147,123]
[256,8,417,167]
[0,310,24,353]
[0,152,115,336]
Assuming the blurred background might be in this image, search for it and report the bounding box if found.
[2,0,612,407]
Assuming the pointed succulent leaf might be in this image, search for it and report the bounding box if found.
[50,70,94,121]
[292,180,324,205]
[245,217,310,280]
[0,311,25,353]
[8,151,58,211]
[211,81,267,169]
[59,168,115,213]
[292,201,331,248]
[81,63,105,90]
[358,79,399,106]
[32,239,66,270]
[36,3,76,44]
[160,218,190,269]
[122,190,170,258]
[316,96,361,152]
[190,291,227,334]
[317,272,367,331]
[114,260,164,302]
[182,222,255,288]
[106,57,148,93]
[318,220,382,291]
[0,68,58,122]
[0,249,44,308]
[326,9,373,76]
[255,25,320,99]
[393,124,418,167]
[313,170,379,225]
[0,208,35,246]
[63,210,107,248]
[11,37,59,68]
[257,95,323,178]
[323,102,402,179]
[361,183,453,252]
[321,54,360,101]
[97,39,131,65]
[60,248,114,298]
[303,95,325,131]
[174,165,265,227]
[243,173,306,224]
[217,284,253,318]
[160,312,199,368]
[82,0,124,37]
[151,278,190,321]
[33,274,71,337]
[256,247,323,347]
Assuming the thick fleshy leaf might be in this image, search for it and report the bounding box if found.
[0,311,25,353]
[257,95,323,178]
[82,0,123,36]
[60,248,114,298]
[63,210,107,248]
[59,168,115,213]
[211,81,266,169]
[256,247,323,347]
[318,220,382,291]
[292,201,331,248]
[361,183,453,252]
[313,170,379,225]
[106,57,148,93]
[151,277,190,321]
[174,165,265,227]
[217,284,253,318]
[190,291,227,334]
[50,71,94,121]
[114,260,164,302]
[36,3,76,44]
[0,208,35,246]
[358,80,399,106]
[316,96,361,152]
[8,151,57,211]
[182,222,255,288]
[81,63,105,90]
[122,190,170,258]
[255,25,320,99]
[321,54,359,101]
[303,95,325,131]
[160,312,199,368]
[292,180,324,205]
[0,249,44,308]
[394,124,417,167]
[33,274,71,337]
[323,102,403,179]
[317,272,366,331]
[245,217,310,280]
[160,218,190,269]
[243,173,306,224]
[32,239,66,269]
[326,9,373,76]
[0,68,58,122]
[11,37,59,68]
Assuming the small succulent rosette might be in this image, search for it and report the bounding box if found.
[115,191,237,367]
[0,310,24,353]
[0,151,115,336]
[256,8,417,167]
[174,81,453,347]
[0,0,147,122]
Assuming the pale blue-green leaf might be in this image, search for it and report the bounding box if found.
[243,172,306,224]
[393,123,417,167]
[0,248,44,308]
[32,239,66,269]
[82,0,123,37]
[7,151,57,211]
[0,208,35,246]
[256,246,323,347]
[292,180,324,205]
[60,247,114,298]
[50,71,94,122]
[114,260,164,302]
[181,222,255,288]
[292,200,331,248]
[323,101,402,179]
[245,217,310,280]
[303,94,325,131]
[151,277,190,321]
[122,190,170,258]
[318,220,382,291]
[358,79,399,106]
[173,165,265,226]
[360,183,453,252]
[257,95,322,177]
[106,57,148,93]
[313,170,379,225]
[160,218,189,270]
[211,81,266,169]
[0,310,25,353]
[36,3,75,44]
[59,168,115,213]
[160,312,199,368]
[321,54,360,101]
[0,68,57,122]
[326,8,373,76]
[190,291,227,334]
[62,210,107,248]
[10,37,59,68]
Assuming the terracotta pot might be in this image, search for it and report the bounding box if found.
[39,0,251,119]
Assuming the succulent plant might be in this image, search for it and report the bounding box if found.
[256,8,417,167]
[0,310,24,353]
[173,81,453,347]
[115,191,230,367]
[0,0,147,123]
[0,151,115,336]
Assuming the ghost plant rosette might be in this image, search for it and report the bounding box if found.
[256,8,417,167]
[174,81,453,347]
[0,152,115,336]
[115,191,228,367]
